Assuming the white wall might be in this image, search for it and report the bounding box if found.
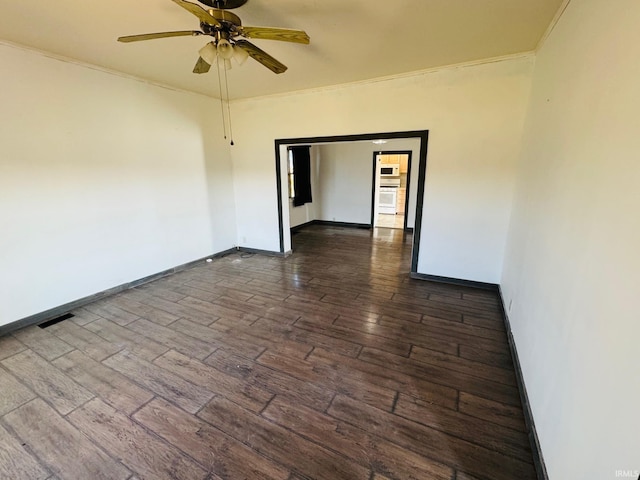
[230,56,533,282]
[501,1,640,478]
[316,142,373,224]
[0,43,236,327]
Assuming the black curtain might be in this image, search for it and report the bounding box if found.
[291,146,312,207]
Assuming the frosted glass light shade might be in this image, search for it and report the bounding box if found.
[234,45,249,65]
[217,39,234,60]
[199,42,217,65]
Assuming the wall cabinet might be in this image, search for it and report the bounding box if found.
[379,154,409,173]
[399,156,409,174]
[380,154,398,165]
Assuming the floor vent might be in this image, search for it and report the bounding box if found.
[38,313,75,329]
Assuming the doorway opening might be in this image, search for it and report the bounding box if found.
[372,151,412,231]
[274,130,429,274]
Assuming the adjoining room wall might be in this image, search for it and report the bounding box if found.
[230,56,533,283]
[0,43,236,327]
[501,1,640,477]
[316,142,374,225]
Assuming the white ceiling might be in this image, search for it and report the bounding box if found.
[0,0,563,99]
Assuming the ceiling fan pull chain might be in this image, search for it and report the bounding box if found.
[223,61,234,146]
[216,52,228,140]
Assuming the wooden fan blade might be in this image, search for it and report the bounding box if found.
[171,0,221,26]
[193,56,212,74]
[240,26,310,44]
[118,31,202,42]
[235,39,287,74]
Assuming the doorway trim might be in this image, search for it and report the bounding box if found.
[274,130,429,273]
[371,150,413,231]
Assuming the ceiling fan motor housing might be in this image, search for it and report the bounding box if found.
[198,0,248,9]
[199,9,241,38]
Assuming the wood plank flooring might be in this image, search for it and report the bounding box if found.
[0,225,536,480]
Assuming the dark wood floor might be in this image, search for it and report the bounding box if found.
[0,225,536,480]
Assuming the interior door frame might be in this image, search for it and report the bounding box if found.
[274,130,429,274]
[371,150,413,231]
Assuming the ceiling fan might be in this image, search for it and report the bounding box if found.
[117,0,310,75]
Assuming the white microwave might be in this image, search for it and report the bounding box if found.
[380,164,400,177]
